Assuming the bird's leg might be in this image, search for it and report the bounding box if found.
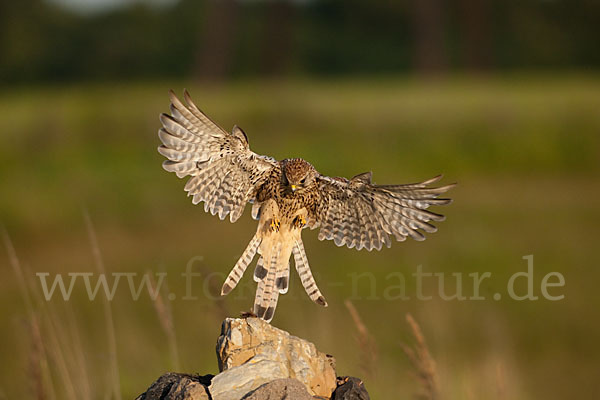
[292,214,306,229]
[269,218,281,232]
[258,200,280,235]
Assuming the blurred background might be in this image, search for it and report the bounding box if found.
[1,0,599,399]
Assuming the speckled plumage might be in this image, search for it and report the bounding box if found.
[158,90,455,322]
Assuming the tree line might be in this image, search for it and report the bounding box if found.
[1,0,599,83]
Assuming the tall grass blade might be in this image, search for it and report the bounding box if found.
[344,299,378,379]
[401,313,440,400]
[147,271,181,371]
[2,228,58,400]
[83,210,122,400]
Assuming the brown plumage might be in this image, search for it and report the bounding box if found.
[158,90,455,322]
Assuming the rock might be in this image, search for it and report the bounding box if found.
[332,377,370,400]
[216,318,337,398]
[209,354,289,400]
[166,377,211,400]
[138,319,373,400]
[242,378,313,400]
[136,373,212,400]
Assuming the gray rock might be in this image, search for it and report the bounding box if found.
[209,354,288,400]
[242,378,313,400]
[332,377,370,400]
[136,373,212,400]
[167,377,210,400]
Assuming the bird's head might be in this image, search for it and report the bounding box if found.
[282,158,317,195]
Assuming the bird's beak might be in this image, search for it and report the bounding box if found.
[291,185,297,192]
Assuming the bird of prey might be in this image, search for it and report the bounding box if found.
[158,90,454,322]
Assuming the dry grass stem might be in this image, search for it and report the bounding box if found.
[3,229,57,400]
[401,313,440,400]
[147,272,181,371]
[65,304,93,400]
[197,262,229,320]
[344,299,378,379]
[42,306,79,400]
[29,317,45,400]
[24,268,58,400]
[83,210,122,400]
[2,227,35,318]
[20,260,76,400]
[24,264,78,400]
[495,362,506,400]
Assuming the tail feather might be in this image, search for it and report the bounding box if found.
[276,261,290,294]
[293,239,327,306]
[221,234,261,295]
[253,259,267,315]
[253,279,280,322]
[253,257,267,282]
[253,250,291,321]
[254,241,279,322]
[223,232,325,322]
[253,243,281,322]
[254,257,279,321]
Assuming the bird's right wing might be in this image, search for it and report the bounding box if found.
[158,90,278,222]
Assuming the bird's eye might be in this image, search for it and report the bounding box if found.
[300,178,306,184]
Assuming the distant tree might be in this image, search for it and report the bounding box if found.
[195,0,240,81]
[457,0,491,70]
[259,0,297,76]
[1,0,600,84]
[411,0,447,74]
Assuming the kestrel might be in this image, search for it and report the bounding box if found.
[158,90,454,322]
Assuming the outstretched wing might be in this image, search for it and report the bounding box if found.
[158,90,278,222]
[310,173,455,251]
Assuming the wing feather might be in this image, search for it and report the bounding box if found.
[158,90,278,222]
[312,173,454,250]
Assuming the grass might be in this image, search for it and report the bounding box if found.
[1,74,599,399]
[83,210,120,400]
[147,271,180,372]
[401,314,439,400]
[345,299,378,380]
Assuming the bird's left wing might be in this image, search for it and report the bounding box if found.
[158,90,278,222]
[310,173,455,251]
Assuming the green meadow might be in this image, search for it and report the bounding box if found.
[1,75,599,399]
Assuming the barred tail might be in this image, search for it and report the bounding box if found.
[293,239,327,306]
[221,234,261,295]
[253,242,282,322]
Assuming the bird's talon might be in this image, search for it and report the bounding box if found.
[270,218,281,232]
[293,215,306,229]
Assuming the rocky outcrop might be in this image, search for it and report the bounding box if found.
[215,318,337,398]
[136,318,369,400]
